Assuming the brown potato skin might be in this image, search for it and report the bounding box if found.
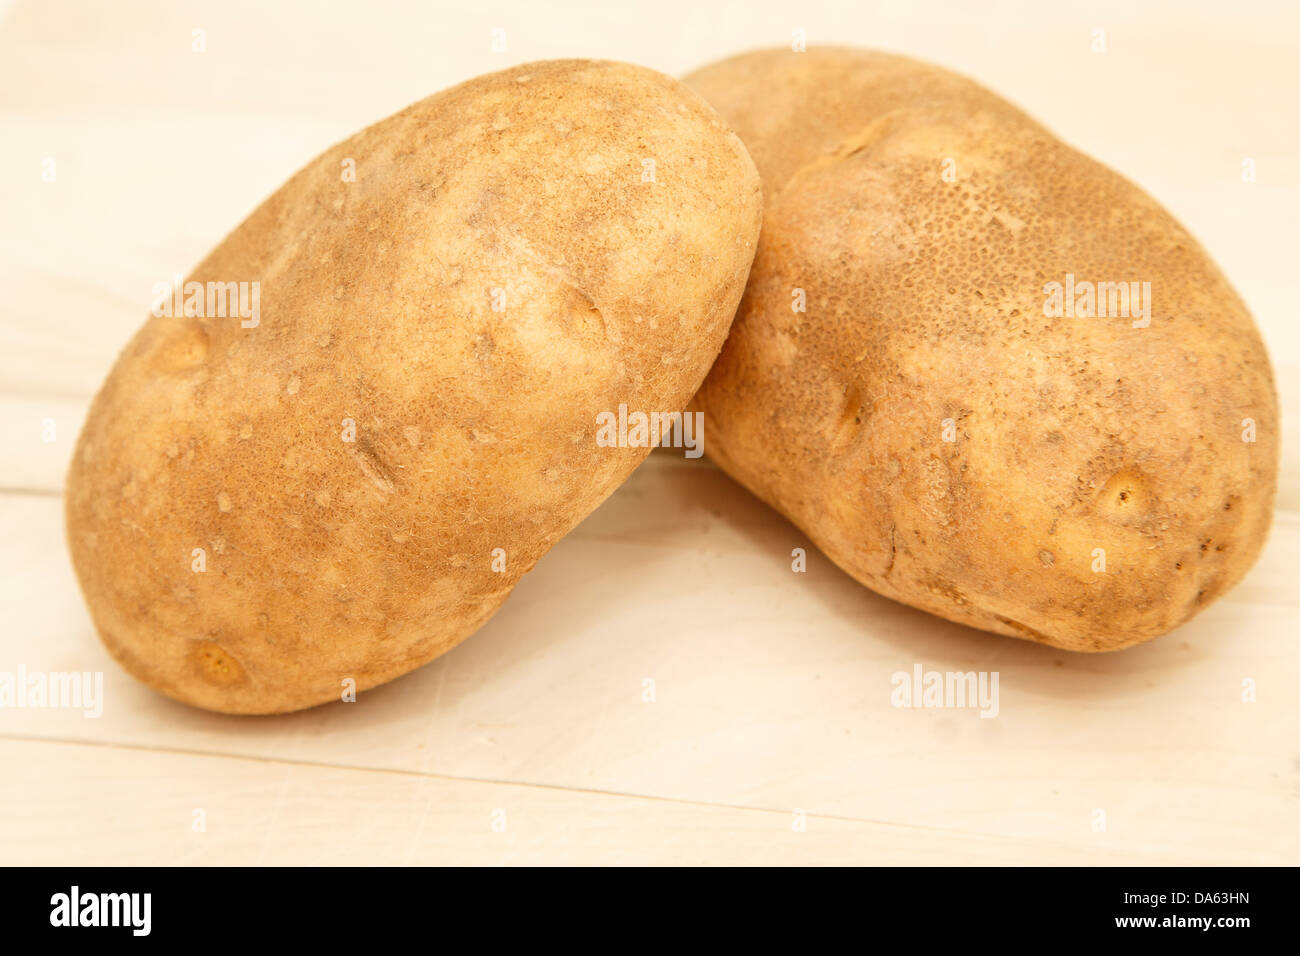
[66,59,762,712]
[686,48,1279,651]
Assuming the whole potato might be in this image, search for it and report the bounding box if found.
[686,48,1278,651]
[66,59,762,712]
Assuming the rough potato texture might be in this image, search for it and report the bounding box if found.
[67,59,762,712]
[687,48,1279,651]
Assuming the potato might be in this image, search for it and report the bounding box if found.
[686,48,1278,651]
[66,59,762,713]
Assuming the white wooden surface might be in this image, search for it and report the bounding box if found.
[1,0,1297,865]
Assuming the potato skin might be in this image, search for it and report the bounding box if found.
[66,59,762,712]
[687,48,1278,651]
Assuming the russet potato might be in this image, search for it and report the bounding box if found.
[66,59,762,712]
[686,48,1279,651]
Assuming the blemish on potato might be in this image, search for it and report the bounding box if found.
[994,615,1052,644]
[1097,468,1150,517]
[192,643,244,687]
[216,491,232,513]
[351,444,397,495]
[835,386,864,438]
[151,324,210,374]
